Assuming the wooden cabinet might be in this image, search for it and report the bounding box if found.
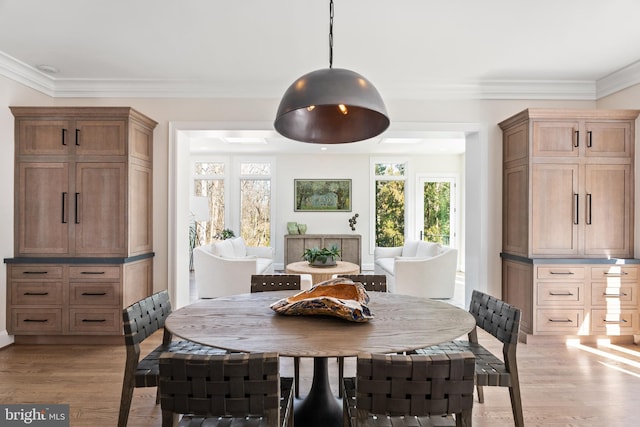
[5,107,156,343]
[501,109,638,259]
[502,257,640,338]
[284,234,361,268]
[7,259,152,338]
[501,108,640,341]
[11,107,155,257]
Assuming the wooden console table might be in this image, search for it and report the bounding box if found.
[284,234,361,268]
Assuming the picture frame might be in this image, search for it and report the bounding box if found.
[294,179,352,212]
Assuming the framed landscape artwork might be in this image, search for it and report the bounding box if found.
[294,179,352,212]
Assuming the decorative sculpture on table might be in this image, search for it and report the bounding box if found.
[270,277,373,322]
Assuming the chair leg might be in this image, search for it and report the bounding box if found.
[476,384,484,403]
[509,383,525,427]
[456,409,472,427]
[294,357,300,398]
[338,357,345,398]
[117,379,134,427]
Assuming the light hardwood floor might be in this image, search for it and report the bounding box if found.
[2,273,640,426]
[1,329,640,426]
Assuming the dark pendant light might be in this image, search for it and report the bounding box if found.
[274,0,390,144]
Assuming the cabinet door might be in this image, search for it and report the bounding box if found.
[74,163,126,255]
[75,120,126,156]
[17,119,71,155]
[531,163,579,256]
[17,162,71,255]
[583,164,632,257]
[532,121,580,157]
[503,164,528,256]
[584,121,633,157]
[129,164,153,255]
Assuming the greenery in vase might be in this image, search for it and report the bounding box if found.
[302,244,341,264]
[214,228,236,240]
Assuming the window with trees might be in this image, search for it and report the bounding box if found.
[191,158,273,249]
[239,162,271,246]
[374,161,406,247]
[193,161,225,246]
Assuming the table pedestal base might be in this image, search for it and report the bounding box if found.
[294,357,342,427]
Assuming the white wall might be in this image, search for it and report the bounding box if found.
[269,153,464,270]
[1,72,609,347]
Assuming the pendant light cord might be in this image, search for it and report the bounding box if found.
[329,0,334,69]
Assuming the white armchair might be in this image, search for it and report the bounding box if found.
[374,241,458,299]
[193,237,274,298]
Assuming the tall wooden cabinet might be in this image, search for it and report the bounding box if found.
[500,109,640,340]
[5,107,156,343]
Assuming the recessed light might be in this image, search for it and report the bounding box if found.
[223,137,267,144]
[380,138,422,144]
[36,64,59,74]
[320,147,328,151]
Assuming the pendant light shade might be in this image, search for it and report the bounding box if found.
[274,0,390,144]
[274,67,390,144]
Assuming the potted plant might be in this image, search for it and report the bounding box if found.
[303,244,341,267]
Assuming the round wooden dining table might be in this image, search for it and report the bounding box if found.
[166,290,475,427]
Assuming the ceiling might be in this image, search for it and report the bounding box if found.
[2,0,640,154]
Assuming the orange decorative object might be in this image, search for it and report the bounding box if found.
[270,278,373,322]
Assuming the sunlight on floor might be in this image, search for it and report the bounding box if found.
[566,338,640,372]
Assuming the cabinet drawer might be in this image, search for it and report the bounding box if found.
[10,308,62,334]
[590,309,638,334]
[10,282,64,305]
[535,309,584,334]
[591,266,637,281]
[11,266,64,279]
[537,283,584,306]
[69,282,120,306]
[69,266,120,279]
[537,266,585,280]
[591,283,637,307]
[68,309,120,334]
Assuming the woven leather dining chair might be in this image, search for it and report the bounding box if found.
[251,274,302,398]
[118,290,227,427]
[342,352,475,427]
[337,274,388,292]
[159,352,294,427]
[414,290,524,427]
[251,274,302,293]
[336,274,388,397]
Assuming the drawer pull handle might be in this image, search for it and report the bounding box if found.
[603,319,628,324]
[549,292,574,296]
[550,271,575,275]
[80,271,105,275]
[604,272,629,276]
[24,319,48,323]
[603,292,628,297]
[24,292,49,296]
[549,318,573,323]
[82,319,106,323]
[22,271,47,275]
[81,292,107,296]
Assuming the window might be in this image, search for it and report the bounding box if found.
[239,162,272,246]
[190,158,273,248]
[373,161,407,247]
[193,161,225,245]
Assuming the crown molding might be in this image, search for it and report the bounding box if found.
[1,50,634,101]
[596,59,640,99]
[0,51,55,96]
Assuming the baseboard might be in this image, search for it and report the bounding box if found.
[0,330,14,349]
